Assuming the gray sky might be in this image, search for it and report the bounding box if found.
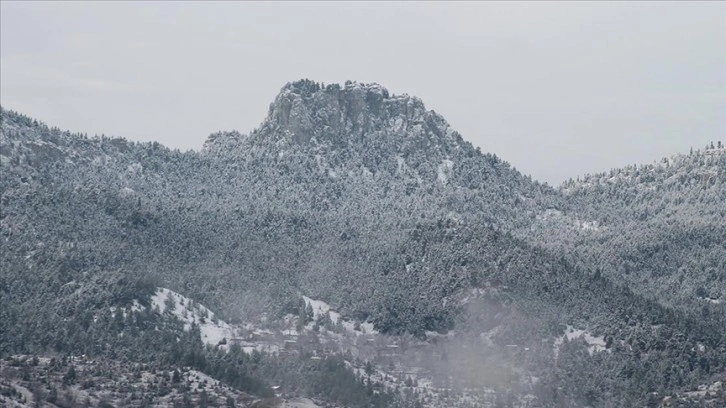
[2,2,724,185]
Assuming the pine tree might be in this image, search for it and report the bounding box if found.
[63,364,76,385]
[305,302,314,323]
[172,369,181,384]
[365,360,374,376]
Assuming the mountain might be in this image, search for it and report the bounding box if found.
[1,80,724,407]
[204,80,557,229]
[529,145,725,319]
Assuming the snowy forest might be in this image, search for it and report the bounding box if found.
[1,80,724,407]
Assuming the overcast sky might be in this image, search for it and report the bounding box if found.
[2,2,724,185]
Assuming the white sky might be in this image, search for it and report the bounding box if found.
[2,1,724,185]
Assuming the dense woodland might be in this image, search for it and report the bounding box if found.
[1,80,724,407]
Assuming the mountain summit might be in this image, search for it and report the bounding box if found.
[201,80,552,231]
[205,79,469,160]
[263,79,458,145]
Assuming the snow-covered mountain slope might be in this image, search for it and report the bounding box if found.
[201,80,559,231]
[151,288,235,346]
[561,144,725,224]
[562,145,725,194]
[553,325,609,356]
[302,295,377,335]
[0,354,258,408]
[541,144,726,313]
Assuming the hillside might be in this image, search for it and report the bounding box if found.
[528,145,726,319]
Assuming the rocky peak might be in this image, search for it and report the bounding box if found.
[238,79,465,153]
[201,80,500,189]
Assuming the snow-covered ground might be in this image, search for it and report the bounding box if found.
[437,159,454,184]
[554,325,608,356]
[281,398,324,408]
[151,288,235,346]
[698,296,722,304]
[683,381,723,398]
[302,295,377,335]
[580,220,600,231]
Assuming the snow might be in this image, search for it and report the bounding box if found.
[185,369,222,389]
[580,221,599,231]
[542,208,563,219]
[302,296,334,319]
[697,296,722,304]
[684,381,723,398]
[302,295,378,335]
[437,159,454,184]
[151,288,235,346]
[130,299,145,312]
[554,325,609,356]
[445,127,456,140]
[281,398,323,408]
[119,187,136,197]
[397,155,406,173]
[703,146,726,156]
[126,162,143,175]
[109,299,147,320]
[425,330,455,340]
[241,343,280,354]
